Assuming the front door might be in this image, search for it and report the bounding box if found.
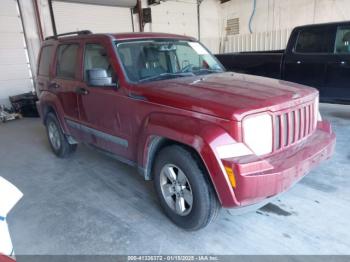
[76,42,132,159]
[283,25,335,98]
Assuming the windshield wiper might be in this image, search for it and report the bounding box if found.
[139,72,194,83]
[194,69,224,75]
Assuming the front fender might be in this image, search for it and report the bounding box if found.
[137,112,240,207]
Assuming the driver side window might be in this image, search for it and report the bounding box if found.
[84,44,116,84]
[175,45,201,71]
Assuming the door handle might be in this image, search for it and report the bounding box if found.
[75,87,89,95]
[49,82,60,89]
[49,82,59,88]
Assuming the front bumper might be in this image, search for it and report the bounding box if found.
[221,120,335,208]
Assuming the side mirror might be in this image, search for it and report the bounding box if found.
[87,68,114,87]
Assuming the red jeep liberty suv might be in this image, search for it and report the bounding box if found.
[36,31,335,230]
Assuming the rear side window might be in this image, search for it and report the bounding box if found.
[38,45,53,76]
[56,44,79,79]
[295,27,334,53]
[334,26,350,54]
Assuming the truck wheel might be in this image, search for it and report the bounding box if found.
[45,112,77,158]
[153,145,220,231]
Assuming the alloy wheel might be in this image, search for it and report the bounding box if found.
[48,121,61,150]
[159,164,193,216]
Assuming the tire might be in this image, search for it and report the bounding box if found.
[45,112,77,158]
[153,145,220,231]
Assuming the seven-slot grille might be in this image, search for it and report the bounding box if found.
[273,99,317,151]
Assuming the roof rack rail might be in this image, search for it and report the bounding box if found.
[45,30,92,40]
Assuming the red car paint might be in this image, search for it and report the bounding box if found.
[36,33,335,208]
[0,255,15,262]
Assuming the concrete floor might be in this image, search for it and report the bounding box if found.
[0,103,349,255]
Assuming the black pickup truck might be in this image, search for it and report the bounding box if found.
[216,21,350,103]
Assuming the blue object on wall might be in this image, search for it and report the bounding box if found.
[249,0,257,33]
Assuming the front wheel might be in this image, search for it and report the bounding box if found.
[153,145,220,231]
[45,112,77,158]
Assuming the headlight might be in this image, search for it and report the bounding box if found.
[243,113,273,156]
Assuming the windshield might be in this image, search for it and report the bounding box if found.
[115,40,224,83]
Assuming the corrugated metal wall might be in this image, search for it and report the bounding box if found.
[217,0,350,54]
[221,28,292,53]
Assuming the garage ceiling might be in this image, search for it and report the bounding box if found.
[54,0,137,8]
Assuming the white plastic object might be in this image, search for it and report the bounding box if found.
[0,177,23,256]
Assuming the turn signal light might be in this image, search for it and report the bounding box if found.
[224,166,236,188]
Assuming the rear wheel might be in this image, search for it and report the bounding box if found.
[45,112,77,158]
[153,145,220,231]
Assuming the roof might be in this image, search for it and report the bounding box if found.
[111,32,196,41]
[293,20,350,30]
[43,31,196,43]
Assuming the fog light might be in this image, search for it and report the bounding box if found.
[224,166,236,188]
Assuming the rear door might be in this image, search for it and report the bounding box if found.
[52,42,81,122]
[325,24,350,101]
[283,25,335,96]
[36,45,54,95]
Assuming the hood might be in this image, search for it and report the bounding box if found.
[138,72,318,121]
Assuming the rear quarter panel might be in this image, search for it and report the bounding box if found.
[37,90,70,134]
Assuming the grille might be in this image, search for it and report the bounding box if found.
[273,100,317,151]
